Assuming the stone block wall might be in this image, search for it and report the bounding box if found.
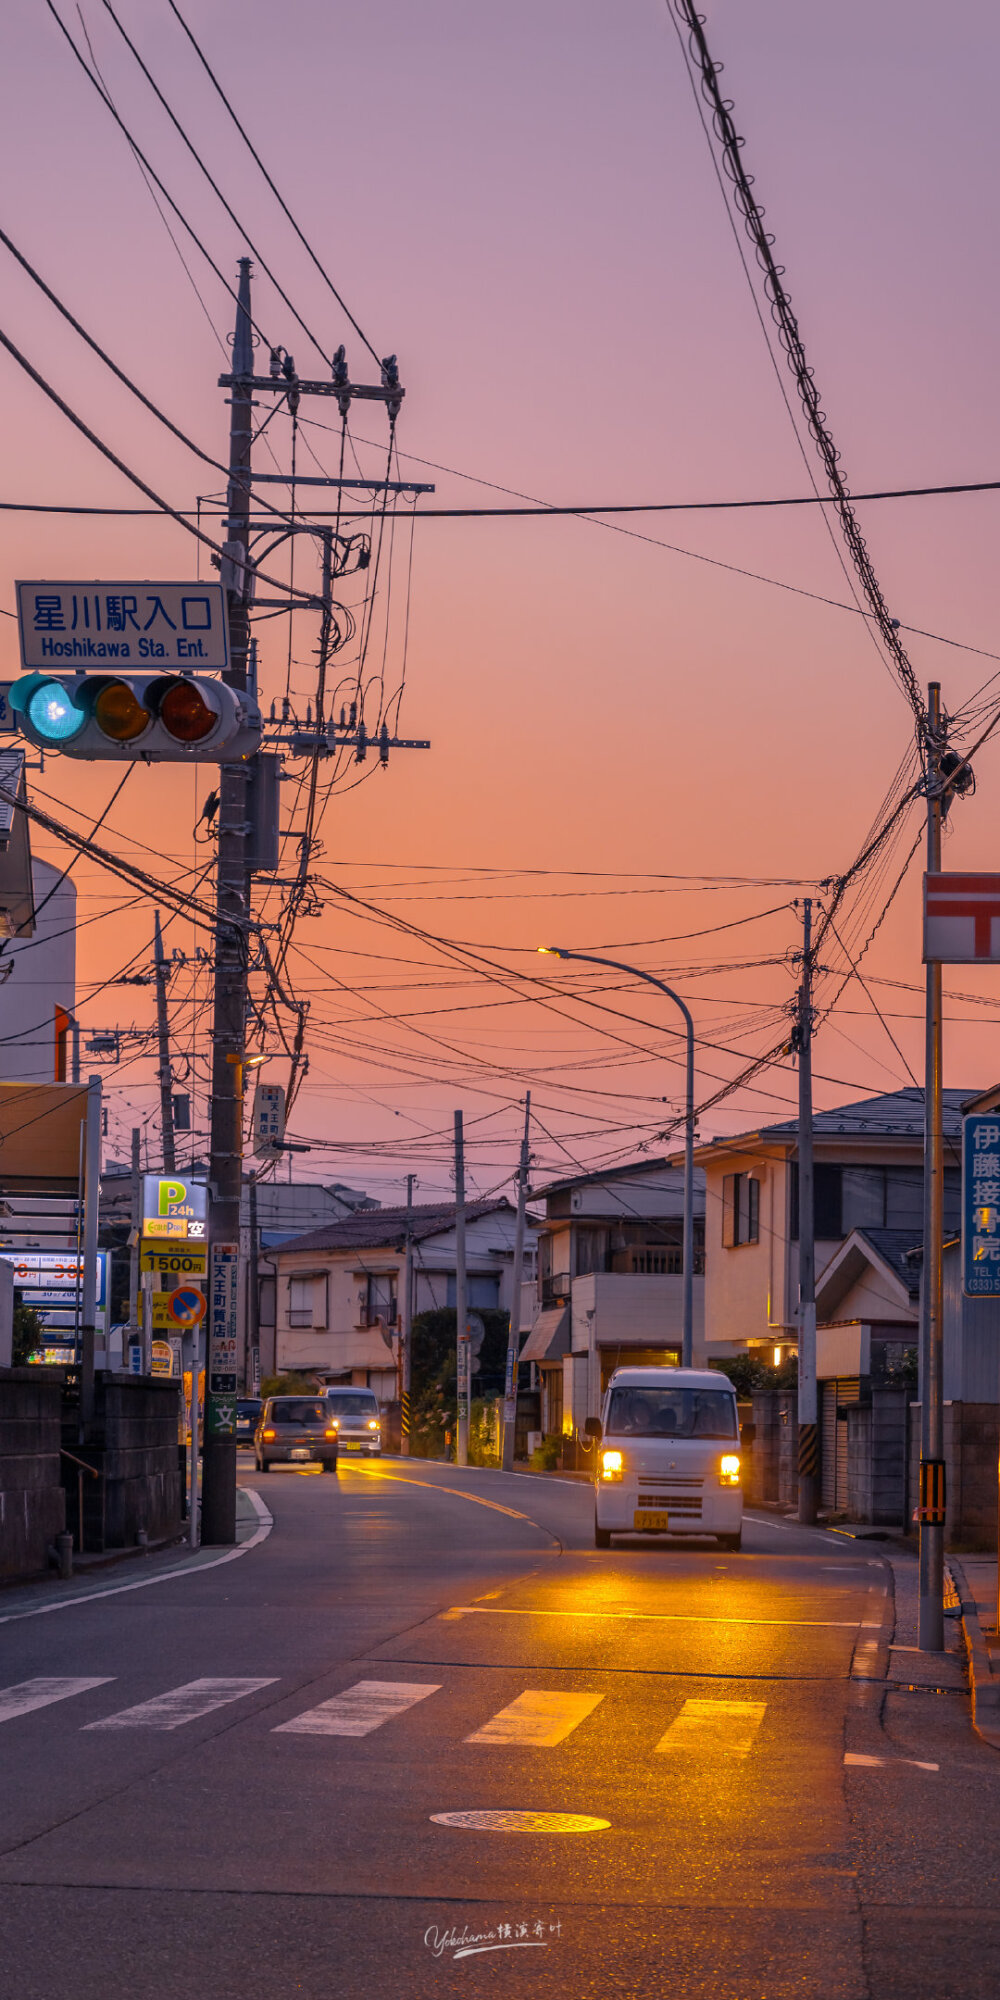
[846,1390,909,1528]
[748,1389,798,1508]
[0,1367,66,1578]
[63,1373,182,1551]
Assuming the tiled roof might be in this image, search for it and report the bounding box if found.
[270,1198,517,1256]
[758,1087,969,1141]
[852,1226,923,1296]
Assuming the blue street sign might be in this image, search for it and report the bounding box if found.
[962,1113,1000,1295]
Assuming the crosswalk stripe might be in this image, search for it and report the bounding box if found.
[84,1677,276,1731]
[654,1698,767,1759]
[275,1679,441,1737]
[0,1677,114,1723]
[466,1690,604,1748]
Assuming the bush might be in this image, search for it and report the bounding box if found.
[260,1371,321,1397]
[530,1437,560,1472]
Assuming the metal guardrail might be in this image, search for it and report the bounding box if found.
[60,1447,103,1555]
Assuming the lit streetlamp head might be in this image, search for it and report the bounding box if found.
[537,946,568,958]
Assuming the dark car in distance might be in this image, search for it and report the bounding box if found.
[254,1397,339,1473]
[235,1399,262,1447]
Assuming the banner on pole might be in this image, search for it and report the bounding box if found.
[962,1113,1000,1295]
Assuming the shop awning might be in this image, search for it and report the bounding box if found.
[519,1305,571,1365]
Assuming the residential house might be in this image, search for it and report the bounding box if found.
[265,1198,538,1400]
[522,1159,706,1443]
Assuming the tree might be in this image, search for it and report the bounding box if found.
[12,1302,45,1367]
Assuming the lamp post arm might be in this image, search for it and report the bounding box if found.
[543,948,696,1367]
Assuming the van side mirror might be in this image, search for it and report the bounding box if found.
[740,1422,756,1445]
[584,1417,602,1441]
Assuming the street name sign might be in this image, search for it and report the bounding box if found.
[962,1113,1000,1295]
[16,582,229,671]
[924,873,1000,963]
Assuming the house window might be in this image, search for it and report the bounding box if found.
[445,1273,500,1311]
[364,1273,397,1327]
[288,1273,328,1329]
[790,1163,843,1241]
[289,1275,313,1327]
[722,1173,759,1247]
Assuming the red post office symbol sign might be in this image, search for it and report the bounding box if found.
[923,873,1000,963]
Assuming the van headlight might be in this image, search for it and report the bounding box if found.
[601,1449,623,1482]
[720,1454,740,1486]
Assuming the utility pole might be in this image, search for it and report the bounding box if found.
[400,1173,415,1455]
[201,256,254,1546]
[79,1074,102,1429]
[454,1112,469,1467]
[247,1171,260,1395]
[919,681,946,1651]
[153,911,176,1176]
[501,1093,531,1471]
[794,898,819,1524]
[128,1125,140,1344]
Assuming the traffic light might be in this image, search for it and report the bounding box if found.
[9,671,261,761]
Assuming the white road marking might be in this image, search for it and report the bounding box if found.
[0,1677,114,1723]
[85,1676,276,1731]
[844,1752,939,1771]
[275,1680,440,1737]
[466,1690,604,1747]
[452,1605,857,1629]
[655,1698,767,1758]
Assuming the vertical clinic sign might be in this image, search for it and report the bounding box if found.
[962,1114,1000,1294]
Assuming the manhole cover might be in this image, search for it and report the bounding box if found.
[430,1810,610,1833]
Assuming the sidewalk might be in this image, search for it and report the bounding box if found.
[0,1486,268,1622]
[950,1553,1000,1748]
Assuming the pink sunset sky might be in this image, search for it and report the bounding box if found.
[1,0,999,1201]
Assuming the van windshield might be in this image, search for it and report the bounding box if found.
[606,1387,737,1440]
[326,1393,379,1419]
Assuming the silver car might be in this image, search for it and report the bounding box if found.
[324,1388,382,1457]
[254,1397,339,1473]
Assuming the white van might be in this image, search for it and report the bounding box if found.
[589,1366,743,1551]
[323,1386,382,1456]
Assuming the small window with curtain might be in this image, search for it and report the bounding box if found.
[722,1172,759,1247]
[289,1274,313,1327]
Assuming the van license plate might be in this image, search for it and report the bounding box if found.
[290,1448,311,1461]
[634,1509,669,1531]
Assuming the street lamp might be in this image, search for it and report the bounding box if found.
[538,947,697,1368]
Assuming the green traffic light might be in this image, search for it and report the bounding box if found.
[10,673,87,742]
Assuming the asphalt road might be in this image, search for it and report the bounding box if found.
[0,1457,999,1999]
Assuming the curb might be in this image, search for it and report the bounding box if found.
[948,1555,1000,1751]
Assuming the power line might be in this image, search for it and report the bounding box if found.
[164,0,381,368]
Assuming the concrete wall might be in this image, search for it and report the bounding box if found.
[64,1374,181,1551]
[747,1387,798,1508]
[571,1271,706,1390]
[0,1366,66,1577]
[908,1399,1000,1549]
[845,1390,908,1528]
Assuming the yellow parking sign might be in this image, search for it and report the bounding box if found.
[140,1245,208,1277]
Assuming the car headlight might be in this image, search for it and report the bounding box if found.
[720,1454,740,1486]
[601,1449,623,1482]
[368,1419,380,1430]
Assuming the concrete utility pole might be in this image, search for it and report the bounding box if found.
[539,949,696,1366]
[794,898,819,1524]
[247,1171,260,1395]
[919,681,946,1651]
[501,1093,531,1471]
[79,1074,102,1428]
[454,1112,469,1467]
[202,256,254,1546]
[400,1173,415,1455]
[128,1125,141,1345]
[153,911,176,1176]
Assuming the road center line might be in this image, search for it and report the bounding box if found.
[449,1606,858,1629]
[340,1465,536,1522]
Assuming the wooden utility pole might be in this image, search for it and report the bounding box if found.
[501,1094,531,1470]
[400,1173,415,1455]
